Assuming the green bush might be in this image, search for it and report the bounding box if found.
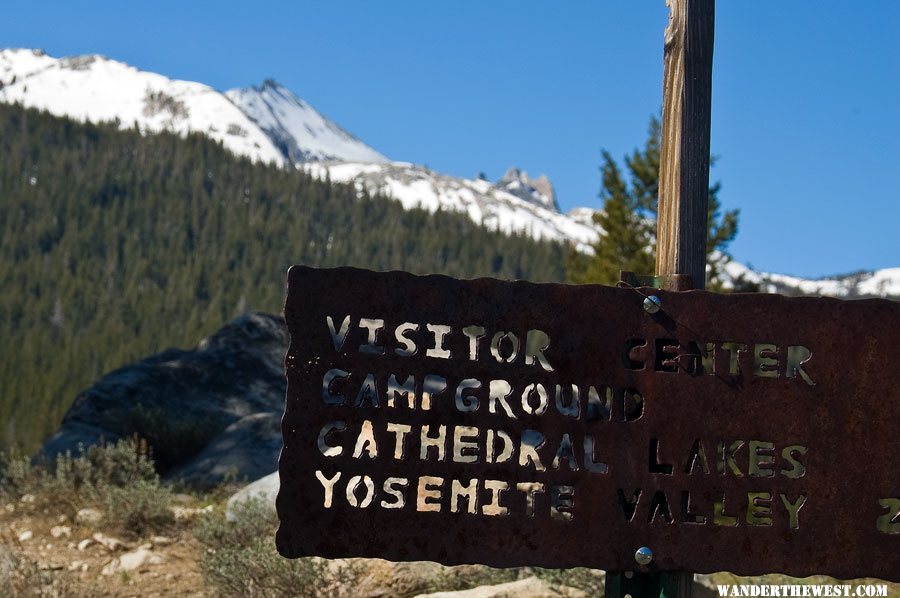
[202,542,363,598]
[1,438,173,536]
[105,479,174,537]
[194,496,277,550]
[194,498,604,597]
[1,437,156,500]
[195,498,363,597]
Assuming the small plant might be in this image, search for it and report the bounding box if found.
[195,498,363,597]
[1,437,157,502]
[0,543,75,595]
[533,566,606,595]
[194,498,606,597]
[105,478,174,537]
[194,496,276,550]
[1,438,174,536]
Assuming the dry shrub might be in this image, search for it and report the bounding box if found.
[1,438,174,536]
[194,498,363,597]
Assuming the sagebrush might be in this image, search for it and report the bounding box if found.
[0,438,174,536]
[195,498,363,597]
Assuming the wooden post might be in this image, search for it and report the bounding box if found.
[607,1,714,596]
[657,0,715,291]
[656,0,715,594]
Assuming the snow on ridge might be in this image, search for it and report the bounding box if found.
[723,261,900,299]
[2,49,896,296]
[225,80,387,164]
[0,48,58,84]
[0,48,597,254]
[0,48,286,166]
[858,268,900,296]
[303,161,599,251]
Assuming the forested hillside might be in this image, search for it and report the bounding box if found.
[0,103,566,452]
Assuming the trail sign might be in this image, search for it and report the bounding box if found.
[277,265,900,582]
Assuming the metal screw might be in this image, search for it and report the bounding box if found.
[635,546,653,565]
[642,295,661,314]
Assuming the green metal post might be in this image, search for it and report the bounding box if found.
[606,571,691,598]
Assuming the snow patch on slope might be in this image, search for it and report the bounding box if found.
[304,162,599,251]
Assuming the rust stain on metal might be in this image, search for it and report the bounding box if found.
[277,266,900,581]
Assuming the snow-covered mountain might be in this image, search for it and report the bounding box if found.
[724,262,900,299]
[0,49,595,250]
[0,48,588,247]
[1,48,897,299]
[0,49,286,165]
[226,80,386,164]
[302,162,599,251]
[223,83,591,246]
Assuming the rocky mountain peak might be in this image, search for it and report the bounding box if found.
[258,78,281,90]
[497,167,559,212]
[226,79,387,164]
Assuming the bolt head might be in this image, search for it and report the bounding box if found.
[635,546,653,565]
[642,295,661,314]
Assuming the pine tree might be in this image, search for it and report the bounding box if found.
[568,116,738,288]
[567,151,654,284]
[0,103,570,452]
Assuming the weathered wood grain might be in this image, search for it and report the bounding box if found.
[656,0,715,290]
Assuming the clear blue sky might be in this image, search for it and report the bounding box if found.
[3,1,898,278]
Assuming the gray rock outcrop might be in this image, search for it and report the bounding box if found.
[497,167,559,212]
[225,471,279,521]
[38,312,288,487]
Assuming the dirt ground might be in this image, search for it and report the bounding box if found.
[1,495,207,597]
[4,492,897,597]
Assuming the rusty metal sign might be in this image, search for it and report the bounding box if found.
[277,265,900,581]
